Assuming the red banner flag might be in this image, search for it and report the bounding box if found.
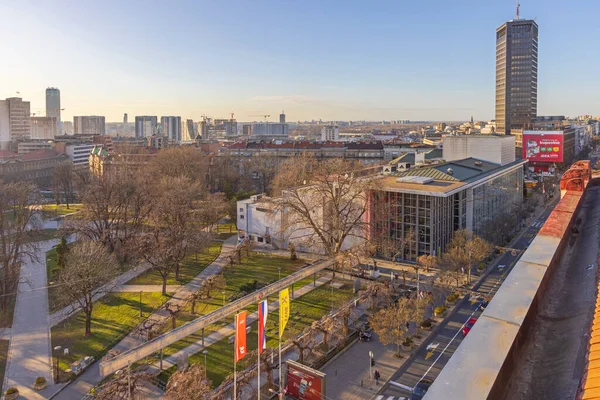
[235,311,247,363]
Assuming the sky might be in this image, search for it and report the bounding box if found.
[0,0,598,122]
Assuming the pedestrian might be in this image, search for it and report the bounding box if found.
[375,369,381,385]
[406,321,410,330]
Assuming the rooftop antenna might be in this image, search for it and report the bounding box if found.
[516,0,520,19]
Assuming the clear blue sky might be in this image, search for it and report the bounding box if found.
[1,0,598,122]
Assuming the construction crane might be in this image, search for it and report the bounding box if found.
[249,114,270,122]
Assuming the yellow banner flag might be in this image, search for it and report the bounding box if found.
[279,288,290,338]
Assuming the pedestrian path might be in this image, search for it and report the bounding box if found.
[54,235,239,400]
[112,285,181,293]
[3,240,58,400]
[0,328,11,340]
[148,273,334,374]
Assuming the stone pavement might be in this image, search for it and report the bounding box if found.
[3,240,58,399]
[54,235,239,400]
[148,273,333,374]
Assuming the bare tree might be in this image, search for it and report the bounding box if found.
[271,155,373,258]
[0,182,41,323]
[440,230,490,286]
[245,154,280,194]
[53,160,75,208]
[312,315,335,350]
[95,371,154,400]
[198,273,226,300]
[286,327,315,365]
[165,364,212,400]
[417,254,438,273]
[54,241,119,336]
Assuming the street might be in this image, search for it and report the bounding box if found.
[378,208,553,399]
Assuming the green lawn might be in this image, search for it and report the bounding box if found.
[159,281,356,387]
[214,222,237,240]
[157,252,309,360]
[0,340,7,390]
[51,292,171,372]
[127,242,223,286]
[41,203,84,216]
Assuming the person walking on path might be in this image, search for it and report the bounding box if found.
[374,369,381,385]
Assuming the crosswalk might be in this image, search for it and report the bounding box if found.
[376,396,407,400]
[531,221,544,228]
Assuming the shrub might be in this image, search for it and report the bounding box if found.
[446,293,459,302]
[434,305,446,315]
[35,377,46,385]
[420,320,432,328]
[5,388,18,395]
[402,337,413,346]
[239,280,259,293]
[478,263,486,270]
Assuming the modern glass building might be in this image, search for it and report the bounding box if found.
[369,158,526,261]
[45,87,61,134]
[495,19,538,135]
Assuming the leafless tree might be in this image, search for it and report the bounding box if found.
[52,160,75,208]
[286,327,315,365]
[271,154,374,258]
[245,154,280,194]
[0,182,41,323]
[95,370,154,400]
[53,240,119,336]
[164,364,212,400]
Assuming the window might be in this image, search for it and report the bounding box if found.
[240,215,244,219]
[239,208,243,212]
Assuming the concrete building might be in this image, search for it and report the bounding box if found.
[61,121,73,135]
[242,124,252,137]
[252,122,289,137]
[74,116,106,135]
[17,141,53,155]
[161,116,182,143]
[495,19,538,134]
[123,113,128,124]
[45,87,61,134]
[30,117,57,139]
[200,119,209,139]
[0,149,68,188]
[89,145,156,178]
[280,111,286,124]
[54,142,95,168]
[443,134,516,165]
[0,97,31,147]
[321,125,339,141]
[135,116,158,138]
[182,119,195,142]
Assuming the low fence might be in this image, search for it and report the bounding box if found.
[424,161,592,399]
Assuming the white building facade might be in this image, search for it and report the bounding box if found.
[321,125,339,141]
[442,134,515,165]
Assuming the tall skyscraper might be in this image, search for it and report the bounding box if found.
[495,18,538,135]
[280,111,286,124]
[0,97,31,146]
[123,113,128,124]
[74,116,106,135]
[46,87,61,134]
[135,116,157,138]
[161,116,182,142]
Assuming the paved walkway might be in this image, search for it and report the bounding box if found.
[0,328,11,340]
[148,273,333,373]
[54,235,239,400]
[3,240,59,400]
[112,285,181,293]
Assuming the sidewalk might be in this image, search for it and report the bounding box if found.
[148,273,334,374]
[3,240,58,400]
[112,285,181,293]
[54,235,239,400]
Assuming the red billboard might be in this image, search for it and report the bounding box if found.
[286,360,326,400]
[523,131,564,163]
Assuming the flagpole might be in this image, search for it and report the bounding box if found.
[258,302,261,400]
[234,314,237,400]
[279,333,282,396]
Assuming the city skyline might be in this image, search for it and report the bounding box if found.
[1,0,598,122]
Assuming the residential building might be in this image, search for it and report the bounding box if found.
[0,149,68,188]
[443,134,516,165]
[280,112,286,124]
[89,145,156,178]
[62,121,73,135]
[242,124,252,136]
[74,116,106,135]
[30,116,57,139]
[199,119,209,140]
[321,125,339,141]
[495,19,538,134]
[17,141,53,155]
[182,119,195,142]
[135,116,158,138]
[521,126,576,171]
[147,135,165,149]
[161,116,182,143]
[54,142,95,168]
[123,113,128,124]
[252,122,289,137]
[46,87,61,134]
[0,97,31,145]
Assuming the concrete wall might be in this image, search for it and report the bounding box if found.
[442,135,516,165]
[424,161,592,400]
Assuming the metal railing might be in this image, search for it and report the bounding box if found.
[99,257,334,377]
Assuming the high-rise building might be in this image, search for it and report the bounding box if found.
[135,116,158,138]
[161,116,182,142]
[0,97,31,147]
[200,119,209,139]
[46,87,61,134]
[280,111,286,124]
[252,122,289,137]
[31,117,58,139]
[495,18,538,135]
[321,125,339,141]
[242,124,252,136]
[74,116,106,135]
[182,119,195,141]
[123,113,128,124]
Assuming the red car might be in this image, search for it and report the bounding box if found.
[462,317,478,336]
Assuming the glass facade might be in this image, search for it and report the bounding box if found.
[495,20,538,134]
[472,167,524,238]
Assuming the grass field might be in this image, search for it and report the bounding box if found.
[158,282,355,386]
[127,242,223,286]
[51,292,171,372]
[41,203,84,216]
[0,340,8,388]
[214,222,237,240]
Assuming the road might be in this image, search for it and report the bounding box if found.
[378,208,554,399]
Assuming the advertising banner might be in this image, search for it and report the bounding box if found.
[286,360,326,400]
[279,288,290,338]
[235,311,247,362]
[523,132,564,162]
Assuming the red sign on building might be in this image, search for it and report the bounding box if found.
[286,360,326,400]
[522,131,564,163]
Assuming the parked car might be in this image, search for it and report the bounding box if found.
[462,317,478,336]
[409,379,432,400]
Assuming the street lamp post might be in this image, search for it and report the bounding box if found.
[278,267,281,281]
[202,350,209,380]
[222,291,226,306]
[139,290,143,317]
[369,351,374,383]
[53,345,62,383]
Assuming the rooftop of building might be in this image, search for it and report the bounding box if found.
[20,149,63,161]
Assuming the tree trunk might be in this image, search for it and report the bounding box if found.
[162,274,168,296]
[191,297,196,314]
[175,262,180,281]
[85,309,92,336]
